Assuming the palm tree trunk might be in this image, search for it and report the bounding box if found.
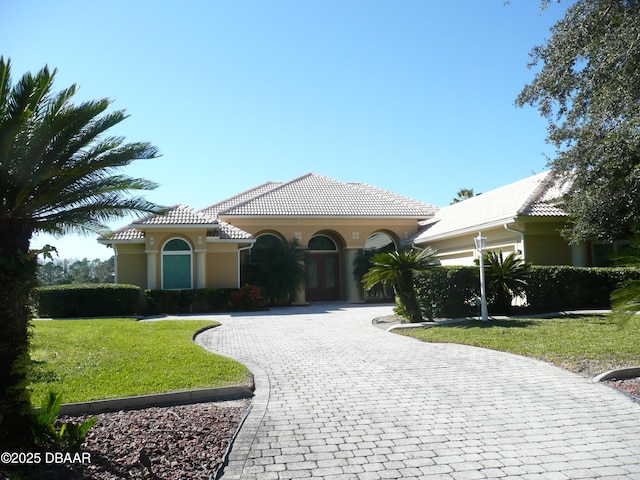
[397,273,423,323]
[0,221,36,450]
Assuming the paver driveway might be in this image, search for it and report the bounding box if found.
[196,303,640,479]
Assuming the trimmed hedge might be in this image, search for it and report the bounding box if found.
[523,266,640,312]
[412,265,640,318]
[145,285,265,314]
[414,266,478,319]
[35,284,140,318]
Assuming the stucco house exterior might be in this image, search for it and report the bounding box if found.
[408,171,593,266]
[99,173,438,303]
[100,170,605,304]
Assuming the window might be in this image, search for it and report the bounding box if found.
[308,235,337,251]
[162,238,192,289]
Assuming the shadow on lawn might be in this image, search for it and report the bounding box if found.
[446,319,538,329]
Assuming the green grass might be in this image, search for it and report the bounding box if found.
[29,318,252,405]
[397,315,640,375]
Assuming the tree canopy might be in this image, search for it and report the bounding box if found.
[0,57,162,450]
[516,0,640,242]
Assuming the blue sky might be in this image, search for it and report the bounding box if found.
[4,0,570,259]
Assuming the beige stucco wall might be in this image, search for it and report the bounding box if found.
[114,243,147,288]
[418,219,574,267]
[206,242,240,288]
[220,216,422,249]
[221,216,425,302]
[425,227,523,266]
[523,220,572,265]
[111,228,249,291]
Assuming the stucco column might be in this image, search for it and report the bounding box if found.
[345,247,364,303]
[146,251,158,290]
[196,250,206,288]
[292,259,307,305]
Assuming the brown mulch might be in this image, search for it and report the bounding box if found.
[2,399,250,480]
[605,377,640,398]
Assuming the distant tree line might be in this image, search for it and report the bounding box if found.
[37,257,115,286]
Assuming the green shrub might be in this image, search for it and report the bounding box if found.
[31,391,96,452]
[413,265,640,318]
[523,266,640,312]
[414,266,478,319]
[145,286,265,314]
[34,284,140,318]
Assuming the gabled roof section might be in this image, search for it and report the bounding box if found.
[412,171,568,244]
[98,204,254,243]
[199,182,284,218]
[215,173,437,218]
[133,204,218,227]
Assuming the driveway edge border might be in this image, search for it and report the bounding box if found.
[56,383,255,416]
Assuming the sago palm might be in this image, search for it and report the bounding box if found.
[483,250,530,313]
[0,57,163,450]
[362,247,438,322]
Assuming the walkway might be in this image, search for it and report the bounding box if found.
[195,303,640,479]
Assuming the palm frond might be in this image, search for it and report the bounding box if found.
[0,58,162,237]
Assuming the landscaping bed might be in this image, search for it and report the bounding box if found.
[605,377,640,398]
[3,399,250,480]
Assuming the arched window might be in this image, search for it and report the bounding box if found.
[162,238,192,289]
[308,235,337,251]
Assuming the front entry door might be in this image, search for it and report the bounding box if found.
[306,253,340,301]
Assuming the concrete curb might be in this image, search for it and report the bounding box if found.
[593,366,640,383]
[57,384,254,416]
[384,310,613,332]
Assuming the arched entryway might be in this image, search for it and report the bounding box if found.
[306,234,340,301]
[362,232,397,301]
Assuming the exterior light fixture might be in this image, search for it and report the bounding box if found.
[474,232,489,322]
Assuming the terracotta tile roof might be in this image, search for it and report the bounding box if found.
[99,205,254,243]
[218,221,254,240]
[101,225,144,242]
[100,173,436,244]
[133,204,218,226]
[200,182,283,218]
[216,173,437,217]
[413,171,568,243]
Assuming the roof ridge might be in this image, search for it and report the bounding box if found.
[516,171,552,216]
[349,181,436,208]
[130,204,180,224]
[217,173,315,215]
[200,181,282,215]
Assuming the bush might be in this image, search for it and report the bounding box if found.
[144,285,265,314]
[413,265,640,318]
[32,391,96,452]
[35,284,140,318]
[523,266,640,312]
[414,266,478,319]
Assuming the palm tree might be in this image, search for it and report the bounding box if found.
[451,188,476,204]
[483,250,530,313]
[249,237,305,305]
[0,58,163,450]
[362,247,438,322]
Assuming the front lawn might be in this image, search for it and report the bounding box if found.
[397,315,640,377]
[29,318,252,405]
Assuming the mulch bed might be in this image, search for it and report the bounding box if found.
[1,399,250,480]
[605,377,640,398]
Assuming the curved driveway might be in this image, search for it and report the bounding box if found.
[196,303,640,479]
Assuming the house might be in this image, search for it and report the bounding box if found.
[99,173,438,303]
[408,171,593,266]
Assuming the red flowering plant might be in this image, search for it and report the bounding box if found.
[227,284,265,311]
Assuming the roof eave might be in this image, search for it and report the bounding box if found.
[97,238,145,245]
[413,218,519,244]
[132,224,219,230]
